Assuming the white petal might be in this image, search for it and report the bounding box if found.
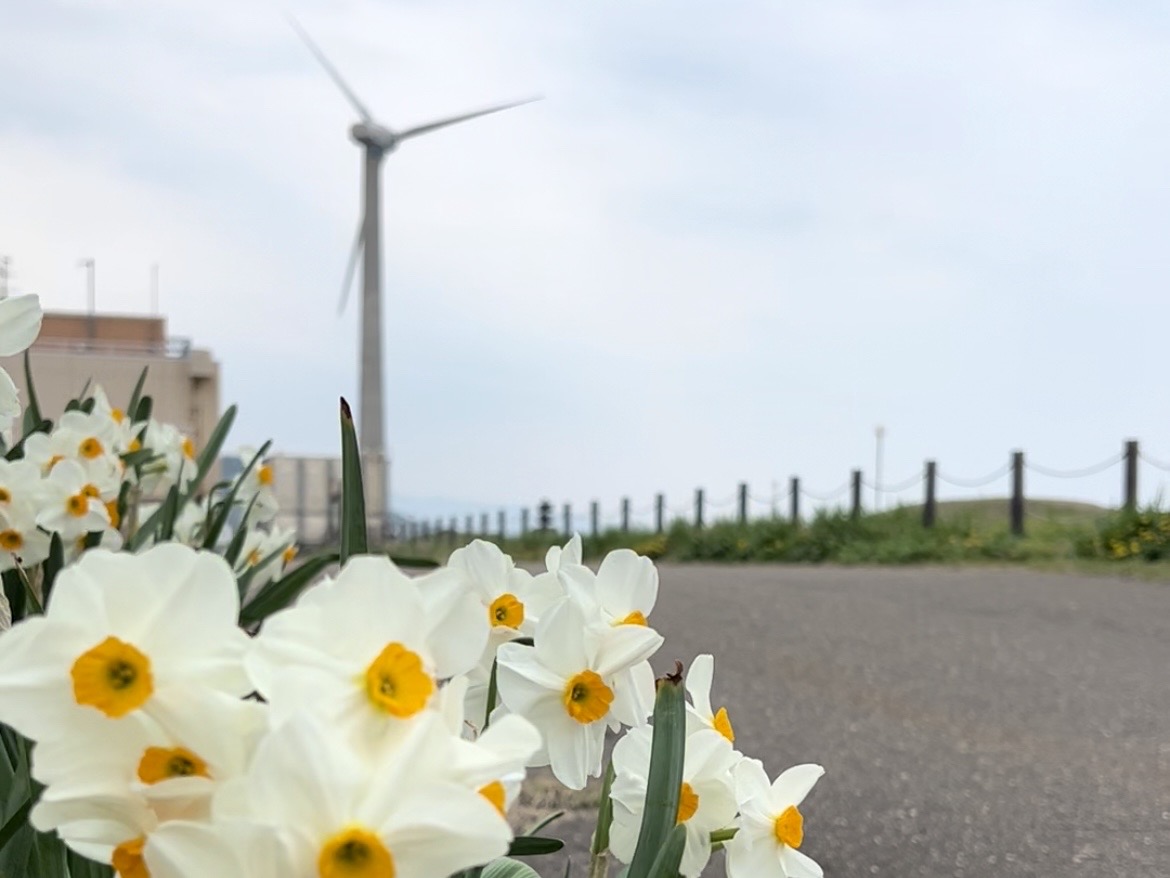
[609,661,656,728]
[779,845,824,878]
[726,831,783,878]
[0,295,42,356]
[596,549,658,616]
[146,821,290,878]
[679,822,713,878]
[592,624,663,679]
[734,758,774,808]
[545,711,601,790]
[686,654,715,719]
[771,763,825,809]
[496,643,564,717]
[532,598,589,676]
[607,800,640,865]
[0,368,19,428]
[418,569,489,677]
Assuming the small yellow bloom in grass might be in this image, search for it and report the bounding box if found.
[318,827,395,878]
[562,670,613,724]
[489,593,524,629]
[676,781,699,823]
[713,706,735,743]
[0,530,21,551]
[616,610,647,627]
[71,636,153,718]
[478,780,507,817]
[773,804,804,849]
[112,836,148,878]
[364,643,433,717]
[137,746,210,784]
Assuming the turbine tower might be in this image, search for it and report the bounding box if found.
[290,18,538,537]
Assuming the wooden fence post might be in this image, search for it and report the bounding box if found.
[850,469,862,520]
[590,501,599,537]
[497,510,505,541]
[1124,439,1139,512]
[562,503,571,538]
[738,482,748,525]
[695,488,705,529]
[520,508,529,536]
[655,493,665,533]
[621,497,631,532]
[1010,451,1025,536]
[790,477,800,525]
[479,513,488,537]
[923,460,937,528]
[465,515,473,538]
[448,517,458,543]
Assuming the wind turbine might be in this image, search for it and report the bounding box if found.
[289,18,538,536]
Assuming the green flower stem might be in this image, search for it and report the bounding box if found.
[709,827,738,844]
[483,658,499,731]
[588,759,617,878]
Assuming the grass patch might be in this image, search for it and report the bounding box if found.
[403,498,1170,578]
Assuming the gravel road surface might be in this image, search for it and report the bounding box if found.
[514,564,1170,877]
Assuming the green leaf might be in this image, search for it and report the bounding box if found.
[41,533,64,608]
[480,859,543,878]
[126,367,148,421]
[76,377,92,402]
[387,554,439,569]
[239,552,338,627]
[21,351,40,437]
[134,395,152,424]
[156,485,181,543]
[339,398,367,562]
[507,836,564,856]
[0,797,31,856]
[0,570,24,624]
[182,404,236,502]
[67,847,114,878]
[626,664,686,878]
[4,421,50,462]
[644,823,686,878]
[591,759,616,857]
[525,810,566,837]
[197,441,271,553]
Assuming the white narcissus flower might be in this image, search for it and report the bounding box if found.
[132,420,197,496]
[0,459,51,571]
[35,458,112,540]
[0,294,42,430]
[686,653,739,751]
[234,525,297,601]
[246,555,487,754]
[544,532,583,575]
[496,598,663,790]
[609,726,740,878]
[29,693,267,866]
[726,760,825,878]
[0,544,251,745]
[234,446,278,524]
[558,547,658,628]
[446,539,562,639]
[212,711,513,878]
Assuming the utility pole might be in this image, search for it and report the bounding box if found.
[78,258,95,342]
[874,425,885,512]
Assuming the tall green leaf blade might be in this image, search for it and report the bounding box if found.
[626,664,686,878]
[198,441,270,552]
[480,859,542,878]
[239,553,338,627]
[41,533,65,608]
[183,404,236,502]
[339,398,367,562]
[506,836,564,856]
[20,351,40,438]
[644,823,686,878]
[126,367,148,421]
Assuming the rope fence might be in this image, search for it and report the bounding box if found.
[400,438,1167,543]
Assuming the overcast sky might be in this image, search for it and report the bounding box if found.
[2,0,1168,524]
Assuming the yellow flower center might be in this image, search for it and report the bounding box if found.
[82,483,102,499]
[364,643,433,717]
[112,836,149,878]
[71,636,153,718]
[676,781,699,823]
[257,464,273,486]
[107,501,121,529]
[246,548,262,566]
[46,454,64,472]
[773,804,804,849]
[562,670,613,724]
[128,438,142,453]
[283,545,299,564]
[616,610,648,626]
[112,408,125,424]
[182,437,195,459]
[0,487,11,504]
[137,746,210,784]
[479,780,507,817]
[80,437,104,459]
[713,706,735,743]
[488,593,525,629]
[318,827,395,878]
[66,494,89,517]
[0,530,22,551]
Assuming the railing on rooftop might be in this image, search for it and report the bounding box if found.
[32,336,193,358]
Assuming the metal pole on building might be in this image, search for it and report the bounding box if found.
[78,258,95,342]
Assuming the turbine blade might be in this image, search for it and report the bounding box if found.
[339,215,364,315]
[396,97,542,141]
[286,14,373,122]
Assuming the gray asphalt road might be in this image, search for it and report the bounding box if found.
[515,564,1170,877]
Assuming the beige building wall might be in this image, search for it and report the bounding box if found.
[0,311,221,462]
[268,453,388,547]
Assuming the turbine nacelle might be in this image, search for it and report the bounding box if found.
[350,121,398,153]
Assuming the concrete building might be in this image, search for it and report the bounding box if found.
[0,310,220,455]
